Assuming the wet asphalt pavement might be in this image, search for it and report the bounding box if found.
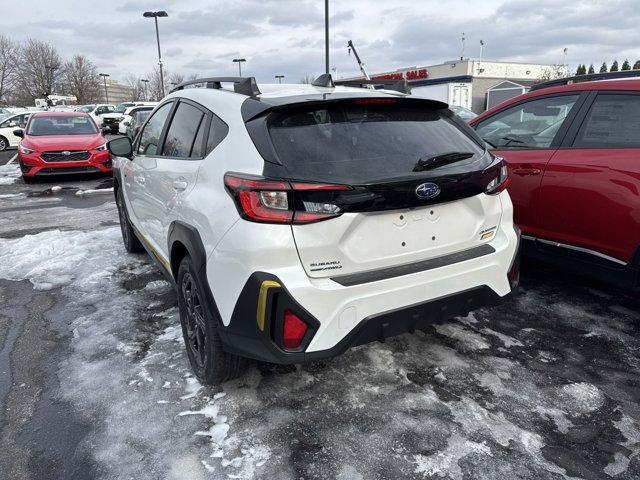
[1,145,640,480]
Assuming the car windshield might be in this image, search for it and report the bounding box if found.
[267,101,485,183]
[0,114,10,123]
[114,103,132,113]
[27,115,98,136]
[77,105,95,113]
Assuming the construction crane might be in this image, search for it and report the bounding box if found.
[347,40,371,80]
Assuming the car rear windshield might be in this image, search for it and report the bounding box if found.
[266,101,485,183]
[27,115,98,136]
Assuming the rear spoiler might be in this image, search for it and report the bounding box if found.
[240,95,448,122]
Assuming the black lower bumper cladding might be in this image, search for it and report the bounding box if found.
[219,272,512,365]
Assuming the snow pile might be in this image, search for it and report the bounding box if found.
[75,187,114,196]
[0,162,20,185]
[557,382,605,414]
[0,228,121,290]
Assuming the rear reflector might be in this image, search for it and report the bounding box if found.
[282,310,308,349]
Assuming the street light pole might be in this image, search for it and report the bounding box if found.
[275,75,285,83]
[233,58,246,76]
[324,0,329,74]
[141,79,149,101]
[99,73,110,103]
[143,11,168,97]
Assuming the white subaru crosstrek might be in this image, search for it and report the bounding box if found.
[107,75,520,384]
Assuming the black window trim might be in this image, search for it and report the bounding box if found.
[160,98,209,160]
[473,91,591,151]
[135,97,228,161]
[133,99,177,158]
[561,90,640,150]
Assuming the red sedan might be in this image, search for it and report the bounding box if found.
[16,111,111,182]
[470,73,640,287]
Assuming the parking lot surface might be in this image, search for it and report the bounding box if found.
[1,147,640,480]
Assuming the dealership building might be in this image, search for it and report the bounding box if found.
[355,59,569,113]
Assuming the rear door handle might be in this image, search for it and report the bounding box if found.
[513,168,541,176]
[172,179,188,191]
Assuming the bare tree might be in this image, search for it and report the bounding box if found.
[124,74,145,101]
[0,35,18,105]
[168,72,184,88]
[63,55,101,104]
[147,66,165,101]
[15,38,62,104]
[300,74,314,84]
[537,65,566,82]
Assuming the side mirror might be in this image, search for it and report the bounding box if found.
[13,129,24,138]
[108,136,133,160]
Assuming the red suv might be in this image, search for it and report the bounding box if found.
[16,111,111,182]
[470,73,640,286]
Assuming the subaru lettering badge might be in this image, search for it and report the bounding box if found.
[415,182,440,200]
[62,151,71,156]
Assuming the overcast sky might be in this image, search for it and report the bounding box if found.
[2,0,639,84]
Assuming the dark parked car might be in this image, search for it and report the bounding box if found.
[126,110,151,140]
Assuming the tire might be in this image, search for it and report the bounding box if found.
[115,188,144,253]
[177,255,247,384]
[0,136,7,151]
[22,175,34,184]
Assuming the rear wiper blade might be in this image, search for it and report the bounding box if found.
[413,151,475,172]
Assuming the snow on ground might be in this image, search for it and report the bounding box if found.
[2,178,640,479]
[0,163,20,185]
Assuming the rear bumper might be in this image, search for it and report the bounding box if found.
[19,151,112,177]
[219,273,513,364]
[208,191,519,363]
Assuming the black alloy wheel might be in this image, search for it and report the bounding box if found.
[181,272,207,369]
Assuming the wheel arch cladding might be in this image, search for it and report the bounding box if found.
[167,221,208,278]
[167,221,224,326]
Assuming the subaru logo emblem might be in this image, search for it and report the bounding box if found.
[62,151,71,156]
[415,182,440,199]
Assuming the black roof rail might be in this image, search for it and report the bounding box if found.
[530,70,640,91]
[334,78,411,94]
[169,76,261,97]
[312,73,335,88]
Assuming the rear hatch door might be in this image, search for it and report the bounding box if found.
[257,97,504,279]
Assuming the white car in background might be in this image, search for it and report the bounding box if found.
[76,104,115,127]
[117,104,157,134]
[0,111,32,151]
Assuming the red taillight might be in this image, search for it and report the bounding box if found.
[224,173,350,224]
[282,310,308,349]
[486,161,510,195]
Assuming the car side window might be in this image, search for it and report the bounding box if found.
[137,102,173,155]
[573,94,640,148]
[161,102,204,158]
[475,95,579,149]
[205,114,229,155]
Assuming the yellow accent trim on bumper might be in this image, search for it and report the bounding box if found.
[256,280,281,331]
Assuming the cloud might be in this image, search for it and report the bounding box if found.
[0,0,638,84]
